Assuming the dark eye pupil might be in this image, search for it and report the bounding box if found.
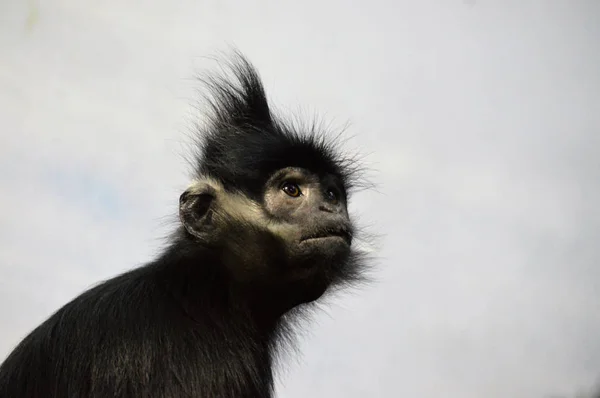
[327,190,337,202]
[282,183,300,197]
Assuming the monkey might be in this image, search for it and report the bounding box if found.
[0,52,369,398]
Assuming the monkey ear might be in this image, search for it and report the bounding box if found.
[179,189,217,241]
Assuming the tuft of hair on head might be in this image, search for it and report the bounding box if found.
[190,50,366,201]
[183,51,377,289]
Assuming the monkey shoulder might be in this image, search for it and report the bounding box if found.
[0,265,225,397]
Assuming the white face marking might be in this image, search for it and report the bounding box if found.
[185,177,298,241]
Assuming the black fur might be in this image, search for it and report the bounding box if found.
[0,53,367,398]
[196,54,362,201]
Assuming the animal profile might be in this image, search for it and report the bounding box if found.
[0,52,371,398]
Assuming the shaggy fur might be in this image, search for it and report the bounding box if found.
[0,52,368,398]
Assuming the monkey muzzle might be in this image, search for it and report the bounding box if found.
[299,224,352,246]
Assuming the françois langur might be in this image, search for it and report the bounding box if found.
[0,53,369,398]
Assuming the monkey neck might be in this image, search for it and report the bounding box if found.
[154,235,297,338]
[148,238,295,396]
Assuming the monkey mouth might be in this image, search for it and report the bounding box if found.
[300,227,352,246]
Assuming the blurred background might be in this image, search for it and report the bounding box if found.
[1,1,599,397]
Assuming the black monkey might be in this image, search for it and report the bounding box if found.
[0,53,368,398]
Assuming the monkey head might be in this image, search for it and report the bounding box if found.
[179,166,358,309]
[178,54,365,310]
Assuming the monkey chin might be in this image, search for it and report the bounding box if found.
[280,238,352,301]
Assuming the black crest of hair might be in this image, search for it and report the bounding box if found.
[0,51,370,398]
[195,53,362,201]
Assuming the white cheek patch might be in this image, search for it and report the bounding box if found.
[187,177,293,238]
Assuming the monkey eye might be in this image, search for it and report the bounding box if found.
[325,189,339,204]
[281,182,302,197]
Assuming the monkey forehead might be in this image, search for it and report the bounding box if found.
[198,132,352,197]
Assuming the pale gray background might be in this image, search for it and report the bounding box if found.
[1,1,599,397]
